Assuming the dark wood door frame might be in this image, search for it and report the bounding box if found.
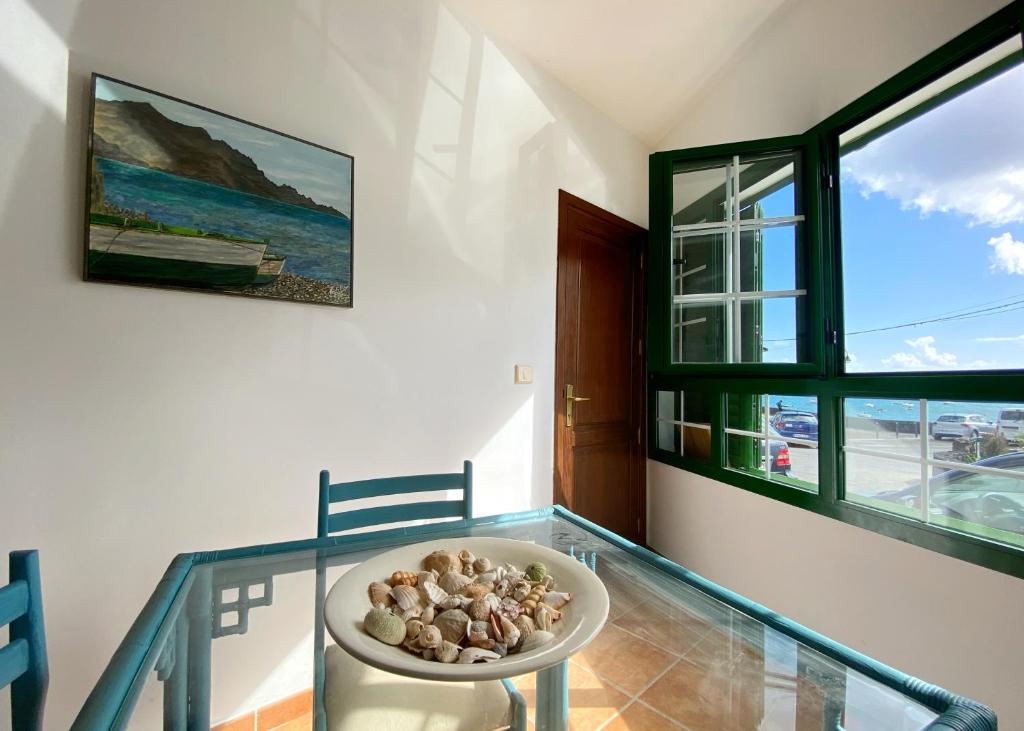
[554,189,647,543]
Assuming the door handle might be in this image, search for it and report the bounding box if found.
[566,384,590,427]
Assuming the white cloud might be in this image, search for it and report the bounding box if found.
[976,334,1024,342]
[843,63,1024,227]
[988,232,1024,274]
[883,352,924,369]
[883,335,959,370]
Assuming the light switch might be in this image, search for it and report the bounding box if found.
[514,365,533,384]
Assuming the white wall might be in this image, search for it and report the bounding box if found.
[651,0,1024,727]
[0,0,648,727]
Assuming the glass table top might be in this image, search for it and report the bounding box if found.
[120,514,941,730]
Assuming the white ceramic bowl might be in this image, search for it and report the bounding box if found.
[324,536,609,681]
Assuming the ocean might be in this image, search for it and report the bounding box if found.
[772,395,1019,423]
[96,158,352,286]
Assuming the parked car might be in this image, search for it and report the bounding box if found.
[771,410,818,442]
[874,451,1024,536]
[997,408,1024,441]
[931,413,995,440]
[769,440,791,475]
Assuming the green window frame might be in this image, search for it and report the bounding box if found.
[647,1,1024,580]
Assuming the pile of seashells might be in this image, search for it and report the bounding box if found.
[362,548,572,664]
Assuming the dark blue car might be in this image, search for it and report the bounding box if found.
[771,410,818,441]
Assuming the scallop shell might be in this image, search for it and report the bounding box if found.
[438,570,472,595]
[390,584,423,611]
[525,562,547,582]
[423,550,462,576]
[457,647,501,664]
[389,570,418,587]
[518,630,555,654]
[433,609,470,644]
[406,619,424,641]
[420,605,436,625]
[436,640,460,663]
[419,581,449,606]
[367,581,394,607]
[418,624,442,649]
[544,591,572,610]
[363,605,405,646]
[472,557,492,573]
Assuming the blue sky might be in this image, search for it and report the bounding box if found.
[839,60,1024,372]
[95,78,352,216]
[757,59,1024,371]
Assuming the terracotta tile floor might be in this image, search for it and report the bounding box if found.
[212,689,312,731]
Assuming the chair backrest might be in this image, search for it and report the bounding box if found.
[0,550,48,731]
[318,461,473,538]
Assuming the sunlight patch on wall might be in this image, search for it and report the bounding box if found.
[0,0,67,118]
[472,394,535,515]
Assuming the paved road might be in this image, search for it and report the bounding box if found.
[786,429,950,497]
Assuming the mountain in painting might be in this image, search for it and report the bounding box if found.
[92,99,346,219]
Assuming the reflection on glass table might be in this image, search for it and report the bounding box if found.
[72,508,994,730]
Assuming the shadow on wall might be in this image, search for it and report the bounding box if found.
[0,0,646,727]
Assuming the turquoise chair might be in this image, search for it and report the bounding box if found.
[317,460,473,538]
[1,551,48,731]
[314,461,527,731]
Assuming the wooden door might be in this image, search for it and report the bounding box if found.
[554,190,646,543]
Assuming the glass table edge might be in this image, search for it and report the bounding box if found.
[70,504,997,731]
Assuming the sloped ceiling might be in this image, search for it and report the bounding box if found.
[449,0,792,146]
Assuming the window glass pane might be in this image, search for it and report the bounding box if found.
[839,36,1024,373]
[726,394,818,490]
[843,397,1024,549]
[671,151,807,365]
[656,390,677,451]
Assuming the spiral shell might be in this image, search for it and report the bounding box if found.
[498,597,524,619]
[433,609,470,644]
[511,580,532,602]
[423,550,462,576]
[457,647,501,664]
[525,562,547,582]
[390,584,423,611]
[418,624,442,649]
[438,571,472,595]
[521,584,546,615]
[436,640,461,663]
[498,614,521,649]
[367,581,393,607]
[389,570,418,587]
[519,630,554,654]
[472,557,492,573]
[406,619,424,641]
[457,549,476,566]
[541,574,556,590]
[363,605,405,646]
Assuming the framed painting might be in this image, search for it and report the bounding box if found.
[83,74,354,307]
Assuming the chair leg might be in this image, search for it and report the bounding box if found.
[500,678,528,731]
[313,554,327,731]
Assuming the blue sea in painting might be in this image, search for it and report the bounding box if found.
[96,157,352,285]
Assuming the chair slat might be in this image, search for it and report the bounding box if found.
[328,473,464,503]
[0,580,28,627]
[0,638,29,690]
[327,500,466,533]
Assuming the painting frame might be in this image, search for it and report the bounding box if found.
[83,73,355,308]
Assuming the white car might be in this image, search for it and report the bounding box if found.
[997,408,1024,441]
[932,413,995,440]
